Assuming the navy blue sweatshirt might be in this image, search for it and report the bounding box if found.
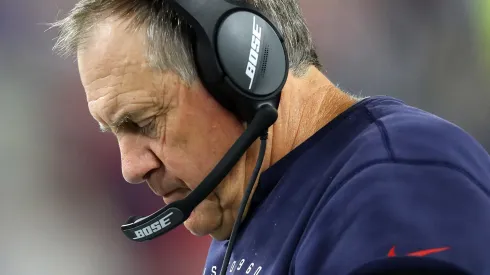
[203,96,490,275]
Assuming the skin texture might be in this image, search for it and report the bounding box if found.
[78,17,357,240]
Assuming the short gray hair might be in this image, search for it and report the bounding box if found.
[52,0,321,83]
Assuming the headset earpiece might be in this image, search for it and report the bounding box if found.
[169,0,288,123]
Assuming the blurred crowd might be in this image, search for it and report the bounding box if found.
[0,1,488,274]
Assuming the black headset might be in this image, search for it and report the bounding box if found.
[121,1,287,272]
[172,0,289,123]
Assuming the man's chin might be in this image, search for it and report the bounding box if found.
[183,208,222,237]
[209,230,232,241]
[183,220,214,237]
[183,218,231,241]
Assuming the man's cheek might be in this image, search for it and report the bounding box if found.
[166,158,204,189]
[159,145,187,170]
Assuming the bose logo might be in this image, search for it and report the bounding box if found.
[133,212,174,240]
[245,16,262,89]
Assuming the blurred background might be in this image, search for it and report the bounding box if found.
[0,0,488,274]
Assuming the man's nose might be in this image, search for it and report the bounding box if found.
[119,136,160,184]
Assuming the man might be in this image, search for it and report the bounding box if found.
[52,0,490,274]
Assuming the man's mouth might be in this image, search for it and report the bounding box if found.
[162,188,188,205]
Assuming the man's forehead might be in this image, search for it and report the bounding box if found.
[82,60,154,103]
[87,82,160,133]
[77,16,148,93]
[77,16,163,129]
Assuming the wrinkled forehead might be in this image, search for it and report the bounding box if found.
[77,16,150,100]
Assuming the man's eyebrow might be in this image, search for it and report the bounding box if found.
[98,113,133,133]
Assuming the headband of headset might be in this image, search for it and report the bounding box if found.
[168,0,288,122]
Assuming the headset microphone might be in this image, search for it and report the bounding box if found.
[121,105,278,241]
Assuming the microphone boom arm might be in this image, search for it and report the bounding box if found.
[121,104,278,242]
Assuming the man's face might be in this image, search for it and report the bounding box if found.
[78,17,247,238]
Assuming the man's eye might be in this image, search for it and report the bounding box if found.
[116,119,140,134]
[139,119,156,136]
[115,117,156,137]
[137,117,153,129]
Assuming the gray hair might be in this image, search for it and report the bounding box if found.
[52,0,321,83]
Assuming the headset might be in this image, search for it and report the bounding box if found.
[120,0,288,274]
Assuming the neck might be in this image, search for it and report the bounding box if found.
[263,67,357,169]
[218,67,357,240]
